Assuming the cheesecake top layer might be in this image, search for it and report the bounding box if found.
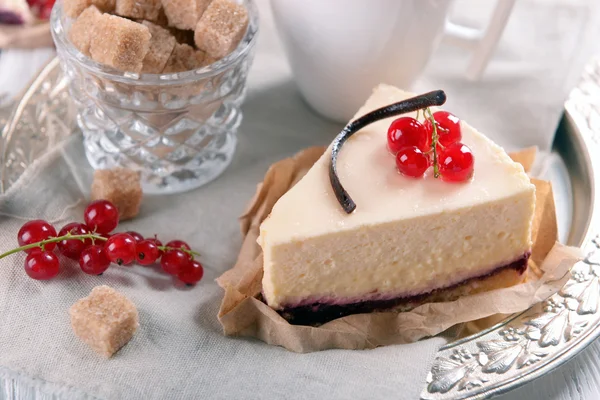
[260,85,535,244]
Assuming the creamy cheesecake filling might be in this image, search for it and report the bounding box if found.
[262,192,533,309]
[277,252,529,309]
[277,253,529,326]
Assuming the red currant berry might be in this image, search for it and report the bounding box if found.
[136,240,160,266]
[165,240,192,260]
[126,231,144,243]
[148,237,164,256]
[17,220,57,254]
[24,251,59,280]
[84,200,119,234]
[57,222,91,260]
[387,117,430,154]
[161,249,191,275]
[424,111,462,147]
[439,142,475,182]
[165,240,191,251]
[79,245,110,275]
[104,233,136,265]
[395,146,431,178]
[178,260,204,285]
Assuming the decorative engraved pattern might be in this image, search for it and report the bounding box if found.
[0,58,74,194]
[1,58,599,400]
[425,257,596,398]
[60,53,251,194]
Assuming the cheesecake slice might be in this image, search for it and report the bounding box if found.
[259,85,536,325]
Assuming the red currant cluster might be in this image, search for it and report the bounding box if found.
[2,200,203,285]
[387,109,474,181]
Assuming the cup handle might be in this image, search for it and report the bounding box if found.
[443,0,517,81]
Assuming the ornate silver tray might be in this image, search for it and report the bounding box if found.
[0,58,75,194]
[1,58,599,399]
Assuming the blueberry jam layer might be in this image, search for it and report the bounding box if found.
[276,253,529,326]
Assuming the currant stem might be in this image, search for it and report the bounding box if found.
[425,107,440,178]
[0,233,107,260]
[158,246,201,258]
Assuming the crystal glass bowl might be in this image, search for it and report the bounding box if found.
[51,1,258,194]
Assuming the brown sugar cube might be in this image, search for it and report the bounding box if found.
[91,168,143,220]
[116,0,162,21]
[90,14,151,73]
[141,21,176,73]
[193,48,208,68]
[92,0,116,13]
[64,0,115,17]
[194,0,248,59]
[64,0,91,17]
[68,5,103,55]
[162,43,206,73]
[202,54,219,67]
[161,0,212,30]
[70,286,139,358]
[134,8,169,25]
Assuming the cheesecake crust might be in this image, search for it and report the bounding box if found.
[277,253,529,326]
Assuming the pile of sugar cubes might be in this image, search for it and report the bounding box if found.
[65,0,249,73]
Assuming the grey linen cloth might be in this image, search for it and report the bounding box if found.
[0,127,445,400]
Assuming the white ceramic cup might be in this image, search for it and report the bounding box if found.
[271,0,516,122]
